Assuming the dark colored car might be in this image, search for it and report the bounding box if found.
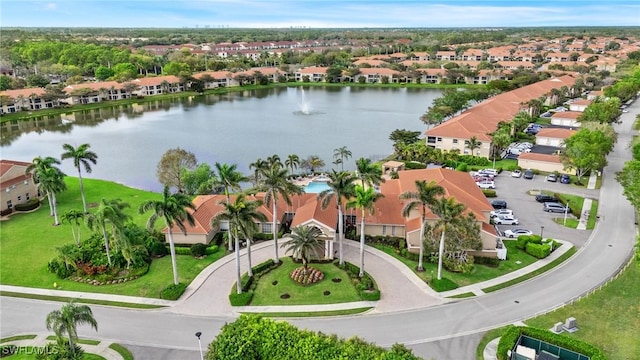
[490,199,508,209]
[523,169,534,180]
[535,194,559,203]
[560,174,571,184]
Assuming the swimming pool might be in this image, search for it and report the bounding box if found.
[303,181,332,193]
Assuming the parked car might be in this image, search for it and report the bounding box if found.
[535,194,559,203]
[490,199,508,209]
[477,180,495,189]
[523,169,534,179]
[503,228,533,238]
[543,202,568,213]
[511,170,522,178]
[481,168,499,177]
[490,209,513,218]
[546,174,558,182]
[494,214,519,225]
[560,174,571,184]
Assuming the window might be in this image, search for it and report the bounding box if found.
[261,223,271,233]
[6,200,12,209]
[391,226,396,236]
[17,196,21,201]
[437,137,442,142]
[382,225,387,235]
[26,193,30,200]
[453,139,458,144]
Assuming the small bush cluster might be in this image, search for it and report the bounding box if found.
[190,243,207,257]
[403,161,427,170]
[229,291,254,306]
[334,260,380,301]
[14,198,40,211]
[482,189,497,197]
[515,234,543,250]
[457,155,491,166]
[290,267,325,285]
[526,242,552,259]
[497,325,605,360]
[160,283,187,300]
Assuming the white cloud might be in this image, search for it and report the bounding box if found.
[45,2,57,10]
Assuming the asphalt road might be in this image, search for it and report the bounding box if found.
[1,102,637,359]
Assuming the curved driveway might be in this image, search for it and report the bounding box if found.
[1,106,637,359]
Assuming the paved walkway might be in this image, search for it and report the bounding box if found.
[587,171,598,190]
[3,333,123,359]
[576,198,592,230]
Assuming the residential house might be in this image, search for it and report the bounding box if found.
[535,128,576,147]
[0,160,39,215]
[425,76,577,158]
[417,68,446,84]
[569,99,592,112]
[132,76,184,96]
[64,81,128,105]
[356,68,400,83]
[550,111,582,127]
[193,70,234,89]
[517,153,575,175]
[460,49,484,61]
[0,88,52,114]
[436,51,456,61]
[295,66,328,82]
[410,52,431,61]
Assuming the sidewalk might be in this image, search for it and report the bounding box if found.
[587,172,598,190]
[440,239,573,297]
[2,333,124,359]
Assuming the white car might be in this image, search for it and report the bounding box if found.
[494,214,519,225]
[511,170,522,178]
[477,180,495,189]
[503,228,533,238]
[490,209,513,218]
[481,168,499,176]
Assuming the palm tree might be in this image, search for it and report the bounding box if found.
[333,146,352,171]
[304,155,325,174]
[285,154,300,176]
[211,194,266,293]
[318,170,356,265]
[464,136,482,157]
[355,157,384,189]
[26,156,62,217]
[400,180,445,271]
[249,158,268,186]
[214,163,248,251]
[281,225,323,274]
[346,185,383,276]
[430,197,467,280]
[139,186,196,285]
[266,154,282,169]
[62,209,85,245]
[61,143,98,213]
[86,198,130,267]
[45,300,98,354]
[261,165,303,263]
[37,166,67,226]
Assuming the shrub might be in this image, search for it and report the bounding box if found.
[482,189,497,197]
[430,277,458,291]
[14,198,40,211]
[190,243,207,257]
[474,255,500,267]
[229,291,253,306]
[173,246,192,255]
[290,267,324,285]
[443,257,474,274]
[48,259,73,279]
[0,208,12,216]
[205,244,219,255]
[526,242,552,259]
[455,162,468,172]
[516,234,542,250]
[160,283,187,300]
[149,241,168,257]
[497,326,606,360]
[404,161,427,170]
[252,259,275,275]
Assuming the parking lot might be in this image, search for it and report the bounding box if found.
[488,171,600,248]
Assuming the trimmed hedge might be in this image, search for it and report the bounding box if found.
[207,315,421,360]
[482,189,497,197]
[229,291,254,306]
[334,260,381,301]
[497,325,605,360]
[191,243,207,257]
[404,161,427,170]
[515,235,542,250]
[526,242,552,259]
[160,283,187,300]
[14,198,40,211]
[205,244,219,255]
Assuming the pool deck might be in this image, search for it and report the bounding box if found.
[291,174,328,187]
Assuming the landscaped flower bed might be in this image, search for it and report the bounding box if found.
[290,267,324,285]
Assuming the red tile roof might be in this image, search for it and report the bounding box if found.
[536,128,576,139]
[518,152,562,163]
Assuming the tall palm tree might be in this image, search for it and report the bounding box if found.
[305,155,325,174]
[266,154,282,169]
[86,198,130,267]
[464,136,482,157]
[400,180,445,271]
[346,185,383,276]
[285,154,300,176]
[261,165,303,263]
[211,194,266,293]
[61,143,98,214]
[214,162,248,251]
[26,156,62,217]
[139,186,196,285]
[38,166,67,226]
[430,197,467,280]
[333,146,352,171]
[355,157,384,189]
[318,170,356,265]
[281,225,323,274]
[62,209,85,245]
[45,300,98,354]
[249,158,268,186]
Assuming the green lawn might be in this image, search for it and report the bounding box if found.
[249,258,361,306]
[372,240,538,290]
[1,177,226,298]
[525,260,640,360]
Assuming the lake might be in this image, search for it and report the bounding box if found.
[1,86,442,191]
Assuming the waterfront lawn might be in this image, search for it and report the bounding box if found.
[372,240,539,289]
[525,260,640,360]
[249,257,361,306]
[0,177,225,298]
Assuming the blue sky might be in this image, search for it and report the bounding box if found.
[1,0,639,28]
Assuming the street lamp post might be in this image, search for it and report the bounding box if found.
[540,225,544,239]
[563,200,570,226]
[195,331,203,360]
